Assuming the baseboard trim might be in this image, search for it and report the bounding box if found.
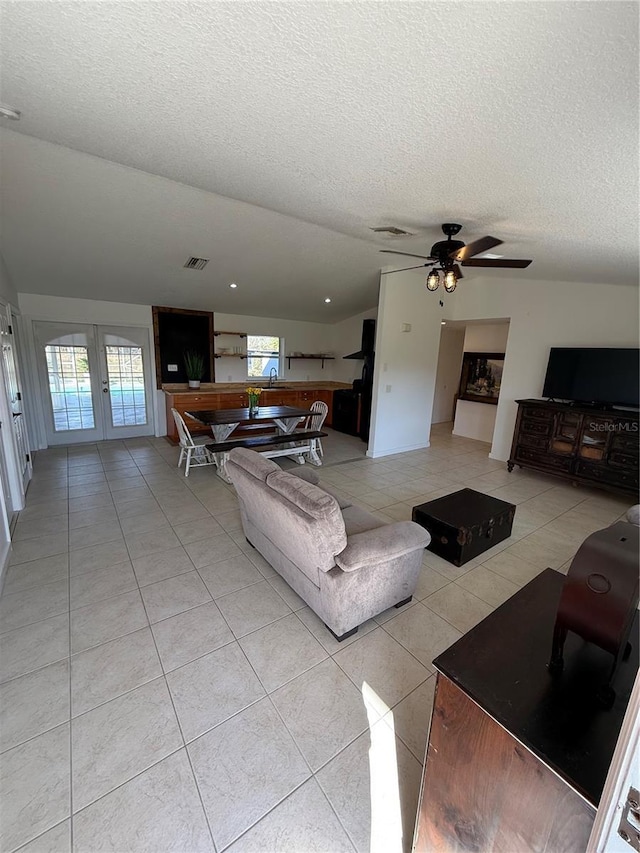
[366,440,430,459]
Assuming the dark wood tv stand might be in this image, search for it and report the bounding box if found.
[508,399,639,496]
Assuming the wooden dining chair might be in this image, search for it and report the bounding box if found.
[305,401,329,457]
[171,408,216,476]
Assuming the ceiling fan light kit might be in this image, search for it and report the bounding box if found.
[426,269,441,291]
[380,223,533,292]
[443,270,458,292]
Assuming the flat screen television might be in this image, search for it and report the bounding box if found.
[542,348,640,408]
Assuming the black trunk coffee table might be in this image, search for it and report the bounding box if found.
[413,488,516,567]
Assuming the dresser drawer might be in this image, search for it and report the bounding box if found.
[522,406,554,423]
[575,460,639,489]
[607,451,639,471]
[521,419,553,437]
[515,447,573,472]
[519,434,549,450]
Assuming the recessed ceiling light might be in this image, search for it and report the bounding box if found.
[229,283,237,289]
[441,321,446,325]
[0,103,21,120]
[481,253,503,259]
[324,298,331,303]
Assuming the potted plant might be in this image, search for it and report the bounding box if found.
[184,350,205,389]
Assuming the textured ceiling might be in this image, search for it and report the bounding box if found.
[0,1,638,320]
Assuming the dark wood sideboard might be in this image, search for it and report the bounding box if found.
[413,569,638,853]
[508,399,639,496]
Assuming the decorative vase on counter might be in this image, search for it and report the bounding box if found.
[246,387,262,416]
[188,380,201,389]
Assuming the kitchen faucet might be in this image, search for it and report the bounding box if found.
[268,367,278,388]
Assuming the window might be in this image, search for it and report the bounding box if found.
[246,335,282,378]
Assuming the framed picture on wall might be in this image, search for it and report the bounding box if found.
[458,352,505,405]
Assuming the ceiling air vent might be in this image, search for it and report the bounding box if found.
[183,257,210,271]
[370,226,413,237]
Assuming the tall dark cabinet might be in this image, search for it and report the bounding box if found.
[508,399,639,496]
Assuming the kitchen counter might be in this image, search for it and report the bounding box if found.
[164,383,344,443]
[162,381,351,394]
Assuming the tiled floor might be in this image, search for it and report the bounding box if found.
[0,424,631,853]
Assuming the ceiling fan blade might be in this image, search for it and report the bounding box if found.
[461,258,532,268]
[452,263,464,280]
[379,250,434,260]
[380,263,435,275]
[450,236,503,262]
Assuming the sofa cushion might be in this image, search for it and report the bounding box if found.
[265,471,347,576]
[342,504,384,536]
[316,482,353,510]
[227,447,281,482]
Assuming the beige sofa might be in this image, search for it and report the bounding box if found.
[227,448,431,640]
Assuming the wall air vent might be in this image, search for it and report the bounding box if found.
[370,226,414,237]
[183,257,210,271]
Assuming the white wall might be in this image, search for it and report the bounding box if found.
[0,252,18,305]
[213,312,336,383]
[368,270,445,457]
[453,321,510,442]
[453,400,498,444]
[462,322,510,353]
[450,277,640,460]
[432,326,465,424]
[330,307,378,384]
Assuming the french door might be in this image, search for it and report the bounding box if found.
[34,322,155,445]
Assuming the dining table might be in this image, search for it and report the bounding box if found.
[185,405,319,482]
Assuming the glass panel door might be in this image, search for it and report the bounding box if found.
[98,327,154,440]
[45,345,96,431]
[34,323,155,445]
[34,322,104,445]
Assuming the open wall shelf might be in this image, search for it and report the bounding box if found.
[286,355,335,369]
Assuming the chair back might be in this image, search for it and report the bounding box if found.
[308,400,328,431]
[172,408,196,448]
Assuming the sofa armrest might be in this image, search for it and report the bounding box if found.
[335,521,430,573]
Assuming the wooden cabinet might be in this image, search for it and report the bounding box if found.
[415,676,595,853]
[413,569,638,853]
[509,399,638,496]
[165,387,335,443]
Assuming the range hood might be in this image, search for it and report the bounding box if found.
[344,319,376,360]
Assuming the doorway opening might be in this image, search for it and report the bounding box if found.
[432,319,510,449]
